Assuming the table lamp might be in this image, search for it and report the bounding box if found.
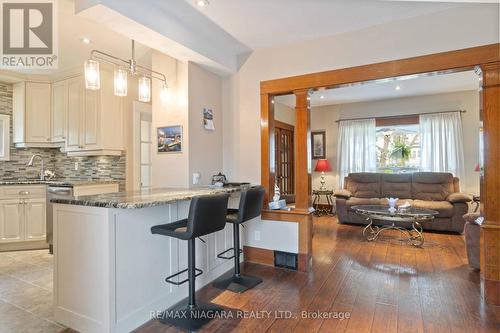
[314,159,332,190]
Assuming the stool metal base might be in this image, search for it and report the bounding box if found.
[212,272,263,293]
[158,300,224,331]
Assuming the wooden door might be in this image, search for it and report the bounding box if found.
[274,121,295,203]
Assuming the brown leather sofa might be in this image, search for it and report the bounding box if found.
[334,172,472,233]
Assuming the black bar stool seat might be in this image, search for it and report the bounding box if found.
[151,219,189,239]
[213,186,265,293]
[151,193,229,332]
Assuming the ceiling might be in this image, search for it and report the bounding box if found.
[185,0,462,49]
[1,0,150,79]
[275,70,480,107]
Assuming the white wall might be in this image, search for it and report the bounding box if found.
[310,90,481,196]
[222,4,499,184]
[188,62,223,185]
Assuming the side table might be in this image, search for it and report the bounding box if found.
[312,189,335,216]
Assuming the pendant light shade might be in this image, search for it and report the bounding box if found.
[84,59,100,90]
[114,68,128,97]
[160,83,169,103]
[138,76,151,102]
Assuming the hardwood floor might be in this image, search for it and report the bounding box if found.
[135,216,500,333]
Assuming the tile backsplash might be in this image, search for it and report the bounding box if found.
[0,83,126,190]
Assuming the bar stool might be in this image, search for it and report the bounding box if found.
[151,193,229,331]
[213,186,265,293]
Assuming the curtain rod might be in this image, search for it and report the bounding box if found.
[335,110,466,123]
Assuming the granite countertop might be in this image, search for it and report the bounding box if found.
[0,179,119,186]
[50,186,242,209]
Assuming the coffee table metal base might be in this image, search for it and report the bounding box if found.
[362,218,425,247]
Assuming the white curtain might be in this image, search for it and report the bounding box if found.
[419,112,465,181]
[337,119,377,188]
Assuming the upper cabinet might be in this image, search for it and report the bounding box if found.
[51,80,67,143]
[61,70,123,156]
[12,70,124,156]
[13,82,56,147]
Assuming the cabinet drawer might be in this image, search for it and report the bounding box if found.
[0,185,46,199]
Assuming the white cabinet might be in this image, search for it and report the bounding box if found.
[66,76,84,150]
[13,81,55,147]
[0,199,23,242]
[25,199,46,241]
[51,80,67,142]
[62,71,123,156]
[0,186,46,246]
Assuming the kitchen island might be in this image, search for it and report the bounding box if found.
[51,187,242,333]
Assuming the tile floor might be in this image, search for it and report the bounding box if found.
[0,249,65,333]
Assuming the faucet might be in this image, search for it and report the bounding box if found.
[27,154,45,180]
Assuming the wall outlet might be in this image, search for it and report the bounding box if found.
[74,162,79,171]
[254,231,261,241]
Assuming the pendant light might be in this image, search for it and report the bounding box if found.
[84,59,100,90]
[138,76,151,102]
[84,40,168,101]
[114,68,128,97]
[160,83,169,103]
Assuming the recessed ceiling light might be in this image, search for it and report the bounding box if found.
[395,85,401,91]
[81,37,92,44]
[320,95,325,99]
[196,0,209,8]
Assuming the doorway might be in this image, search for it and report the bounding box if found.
[132,101,152,190]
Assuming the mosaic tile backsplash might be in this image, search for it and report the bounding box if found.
[0,83,126,190]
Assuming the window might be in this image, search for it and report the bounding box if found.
[376,123,420,173]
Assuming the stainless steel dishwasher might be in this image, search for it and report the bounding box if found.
[46,184,74,254]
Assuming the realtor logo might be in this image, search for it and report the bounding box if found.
[1,0,58,69]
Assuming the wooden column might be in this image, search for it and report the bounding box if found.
[480,62,500,305]
[294,89,311,211]
[260,93,274,203]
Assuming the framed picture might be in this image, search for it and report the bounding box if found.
[311,131,326,159]
[203,108,215,131]
[157,125,182,153]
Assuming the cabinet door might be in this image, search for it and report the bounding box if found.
[51,81,67,142]
[25,82,51,143]
[24,199,46,241]
[0,200,23,242]
[67,77,84,150]
[83,89,100,149]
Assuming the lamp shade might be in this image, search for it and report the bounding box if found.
[314,159,332,172]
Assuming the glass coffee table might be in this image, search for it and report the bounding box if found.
[351,205,439,247]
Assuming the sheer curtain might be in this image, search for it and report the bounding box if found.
[419,112,465,181]
[337,119,377,188]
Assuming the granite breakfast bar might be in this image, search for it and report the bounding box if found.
[51,187,241,333]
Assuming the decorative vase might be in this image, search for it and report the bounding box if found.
[386,197,399,208]
[273,183,281,202]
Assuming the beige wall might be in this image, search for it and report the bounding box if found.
[274,101,295,126]
[188,62,223,185]
[151,51,190,188]
[222,4,498,186]
[310,90,481,195]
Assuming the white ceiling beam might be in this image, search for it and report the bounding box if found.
[74,0,251,75]
[384,0,499,3]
